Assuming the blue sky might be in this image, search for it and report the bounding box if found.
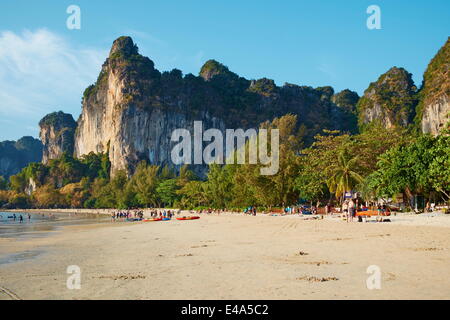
[0,0,449,141]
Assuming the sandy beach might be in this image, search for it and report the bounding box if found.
[0,211,449,300]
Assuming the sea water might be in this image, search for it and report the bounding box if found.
[0,211,110,266]
[0,211,110,239]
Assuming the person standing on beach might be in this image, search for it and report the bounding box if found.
[19,215,23,223]
[348,199,355,222]
[342,201,348,222]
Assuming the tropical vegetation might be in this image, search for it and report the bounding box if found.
[1,114,449,211]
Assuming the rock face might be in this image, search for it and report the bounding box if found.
[75,37,225,176]
[332,89,360,132]
[420,37,450,135]
[75,36,357,176]
[332,89,360,114]
[357,67,418,129]
[421,96,450,135]
[199,60,231,81]
[39,111,77,164]
[0,136,43,178]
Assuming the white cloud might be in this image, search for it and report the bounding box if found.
[0,29,107,140]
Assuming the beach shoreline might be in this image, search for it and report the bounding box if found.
[0,211,449,300]
[3,208,450,226]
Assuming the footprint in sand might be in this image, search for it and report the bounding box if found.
[411,247,443,252]
[302,261,332,266]
[367,234,391,238]
[385,272,396,281]
[176,253,194,257]
[97,274,146,281]
[296,276,338,282]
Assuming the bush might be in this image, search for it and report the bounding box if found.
[9,193,31,209]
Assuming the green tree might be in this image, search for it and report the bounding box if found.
[80,152,111,180]
[203,164,235,208]
[295,130,351,203]
[366,133,450,206]
[130,161,160,207]
[428,132,450,202]
[327,151,364,201]
[177,181,209,209]
[156,179,179,207]
[231,114,302,208]
[47,152,85,188]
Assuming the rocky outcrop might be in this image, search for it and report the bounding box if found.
[74,36,358,176]
[357,67,418,129]
[39,111,77,164]
[420,37,450,135]
[331,89,360,133]
[199,60,232,81]
[332,89,360,114]
[75,37,226,176]
[421,96,450,135]
[0,136,43,178]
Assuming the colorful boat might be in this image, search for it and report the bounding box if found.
[356,210,391,217]
[143,218,163,222]
[176,216,200,221]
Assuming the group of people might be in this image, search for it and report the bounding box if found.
[111,209,183,222]
[342,199,389,222]
[111,210,144,222]
[149,210,175,219]
[341,199,357,222]
[244,206,257,216]
[196,208,224,215]
[6,213,31,223]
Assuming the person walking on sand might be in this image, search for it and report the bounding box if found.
[348,199,355,222]
[342,201,348,222]
[19,215,23,223]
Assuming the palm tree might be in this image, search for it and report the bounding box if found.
[327,151,364,202]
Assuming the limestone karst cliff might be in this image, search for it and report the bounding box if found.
[357,67,418,129]
[332,89,360,115]
[39,111,77,164]
[419,37,450,135]
[332,89,360,132]
[8,35,448,181]
[74,36,356,175]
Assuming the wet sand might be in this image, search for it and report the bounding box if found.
[0,212,449,300]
